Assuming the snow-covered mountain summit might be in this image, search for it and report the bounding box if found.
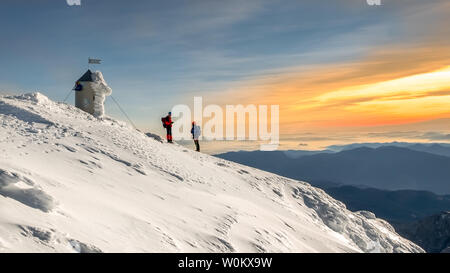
[0,93,423,253]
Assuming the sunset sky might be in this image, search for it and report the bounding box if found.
[1,0,449,153]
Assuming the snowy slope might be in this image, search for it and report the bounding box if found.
[0,93,423,253]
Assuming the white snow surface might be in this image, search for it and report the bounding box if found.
[0,93,424,253]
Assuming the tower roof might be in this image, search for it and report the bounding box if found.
[77,69,93,82]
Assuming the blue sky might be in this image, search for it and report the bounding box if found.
[1,0,449,153]
[0,1,388,116]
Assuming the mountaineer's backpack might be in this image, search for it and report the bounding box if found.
[161,117,167,128]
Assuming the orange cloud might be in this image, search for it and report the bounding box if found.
[214,41,450,132]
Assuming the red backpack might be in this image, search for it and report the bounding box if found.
[161,117,167,128]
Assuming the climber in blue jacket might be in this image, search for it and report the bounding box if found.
[190,121,201,152]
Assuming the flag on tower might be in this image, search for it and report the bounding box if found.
[88,58,102,64]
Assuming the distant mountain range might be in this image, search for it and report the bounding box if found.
[216,144,450,194]
[323,186,450,223]
[323,185,450,251]
[395,212,450,253]
[329,142,450,157]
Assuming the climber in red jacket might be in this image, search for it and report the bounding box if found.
[161,112,174,143]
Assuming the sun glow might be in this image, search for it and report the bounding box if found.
[259,65,450,130]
